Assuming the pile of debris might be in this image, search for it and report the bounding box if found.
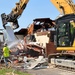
[10,38,45,58]
[12,56,48,70]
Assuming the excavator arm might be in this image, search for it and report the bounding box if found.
[50,0,75,15]
[1,0,29,29]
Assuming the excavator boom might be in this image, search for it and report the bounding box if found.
[50,0,75,15]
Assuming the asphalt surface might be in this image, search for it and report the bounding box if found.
[26,67,75,75]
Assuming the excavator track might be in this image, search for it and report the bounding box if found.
[48,53,75,71]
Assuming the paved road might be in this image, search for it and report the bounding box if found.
[26,68,75,75]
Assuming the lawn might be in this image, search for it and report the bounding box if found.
[0,68,31,75]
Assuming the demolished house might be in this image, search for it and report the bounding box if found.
[26,18,57,57]
[17,18,58,69]
[0,18,58,69]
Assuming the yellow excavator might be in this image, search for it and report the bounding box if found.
[1,0,29,29]
[48,0,75,69]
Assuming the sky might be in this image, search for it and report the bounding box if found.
[0,0,75,31]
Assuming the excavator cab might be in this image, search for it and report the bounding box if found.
[55,14,75,48]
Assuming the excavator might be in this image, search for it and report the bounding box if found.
[48,0,75,69]
[1,0,75,69]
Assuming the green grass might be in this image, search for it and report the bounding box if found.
[0,68,31,75]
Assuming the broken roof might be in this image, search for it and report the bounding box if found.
[15,18,55,35]
[33,18,55,23]
[33,18,55,32]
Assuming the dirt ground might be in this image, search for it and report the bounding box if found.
[26,68,75,75]
[1,62,75,75]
